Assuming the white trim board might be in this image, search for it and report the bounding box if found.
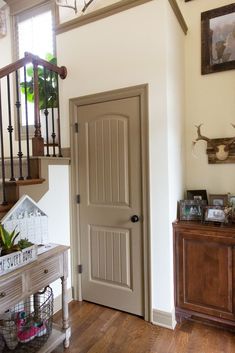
[152,309,176,330]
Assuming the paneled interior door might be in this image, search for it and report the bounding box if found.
[76,96,144,316]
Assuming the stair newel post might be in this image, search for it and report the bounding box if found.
[43,67,50,157]
[15,70,24,180]
[7,74,15,181]
[23,65,31,179]
[32,61,44,156]
[56,74,62,157]
[50,70,56,157]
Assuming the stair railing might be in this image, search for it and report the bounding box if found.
[0,52,67,205]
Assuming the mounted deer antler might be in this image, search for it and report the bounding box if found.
[56,0,77,13]
[193,124,235,161]
[55,0,95,14]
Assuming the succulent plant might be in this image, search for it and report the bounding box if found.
[17,238,34,250]
[0,225,20,255]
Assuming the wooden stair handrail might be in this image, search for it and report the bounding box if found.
[0,52,67,79]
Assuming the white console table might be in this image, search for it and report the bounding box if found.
[0,244,71,352]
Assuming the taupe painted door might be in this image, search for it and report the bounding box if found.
[77,96,144,316]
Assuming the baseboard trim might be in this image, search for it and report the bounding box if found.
[54,287,73,314]
[152,309,176,330]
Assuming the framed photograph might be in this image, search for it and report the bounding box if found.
[201,4,235,74]
[229,195,235,207]
[179,200,206,221]
[209,194,228,206]
[187,190,208,203]
[204,206,225,222]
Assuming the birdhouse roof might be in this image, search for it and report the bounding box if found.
[1,194,47,224]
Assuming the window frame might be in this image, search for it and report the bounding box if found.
[10,0,57,139]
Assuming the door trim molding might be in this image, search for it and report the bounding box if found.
[69,84,151,321]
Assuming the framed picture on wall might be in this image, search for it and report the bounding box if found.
[201,3,235,74]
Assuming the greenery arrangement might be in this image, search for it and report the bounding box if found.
[0,225,33,256]
[20,53,58,110]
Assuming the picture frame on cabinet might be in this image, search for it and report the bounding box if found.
[228,195,235,222]
[209,194,228,206]
[201,3,235,74]
[204,206,225,222]
[229,195,235,207]
[179,200,207,221]
[186,189,208,203]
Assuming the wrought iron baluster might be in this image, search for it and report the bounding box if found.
[7,75,15,181]
[43,67,50,157]
[56,74,62,157]
[32,61,44,156]
[15,70,24,180]
[23,65,31,179]
[0,79,7,204]
[50,70,56,157]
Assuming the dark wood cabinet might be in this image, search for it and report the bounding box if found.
[173,221,235,330]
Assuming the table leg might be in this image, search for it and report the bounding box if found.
[61,276,70,348]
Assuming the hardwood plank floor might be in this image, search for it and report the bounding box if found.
[52,301,235,353]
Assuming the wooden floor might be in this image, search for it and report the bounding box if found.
[52,301,235,353]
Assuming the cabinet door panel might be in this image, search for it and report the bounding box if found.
[177,233,235,320]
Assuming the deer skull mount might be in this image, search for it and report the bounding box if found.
[193,124,235,163]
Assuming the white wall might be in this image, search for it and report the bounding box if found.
[57,0,185,315]
[177,0,235,195]
[166,2,185,313]
[38,164,71,298]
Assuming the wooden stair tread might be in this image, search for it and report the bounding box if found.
[5,178,45,186]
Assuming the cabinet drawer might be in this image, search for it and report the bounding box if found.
[29,256,63,292]
[0,275,22,312]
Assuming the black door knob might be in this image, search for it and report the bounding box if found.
[131,215,139,223]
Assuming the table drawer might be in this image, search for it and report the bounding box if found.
[29,255,63,292]
[0,275,23,312]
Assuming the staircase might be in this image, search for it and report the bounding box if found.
[0,52,67,216]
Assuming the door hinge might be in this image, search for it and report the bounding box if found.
[74,122,79,133]
[76,194,80,204]
[78,264,83,274]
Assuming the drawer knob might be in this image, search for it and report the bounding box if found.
[44,269,49,274]
[0,292,6,298]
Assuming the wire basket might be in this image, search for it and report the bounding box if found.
[0,286,53,353]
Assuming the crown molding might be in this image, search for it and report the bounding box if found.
[55,0,153,35]
[168,0,188,35]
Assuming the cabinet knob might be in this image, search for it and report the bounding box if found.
[44,269,49,274]
[0,292,6,298]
